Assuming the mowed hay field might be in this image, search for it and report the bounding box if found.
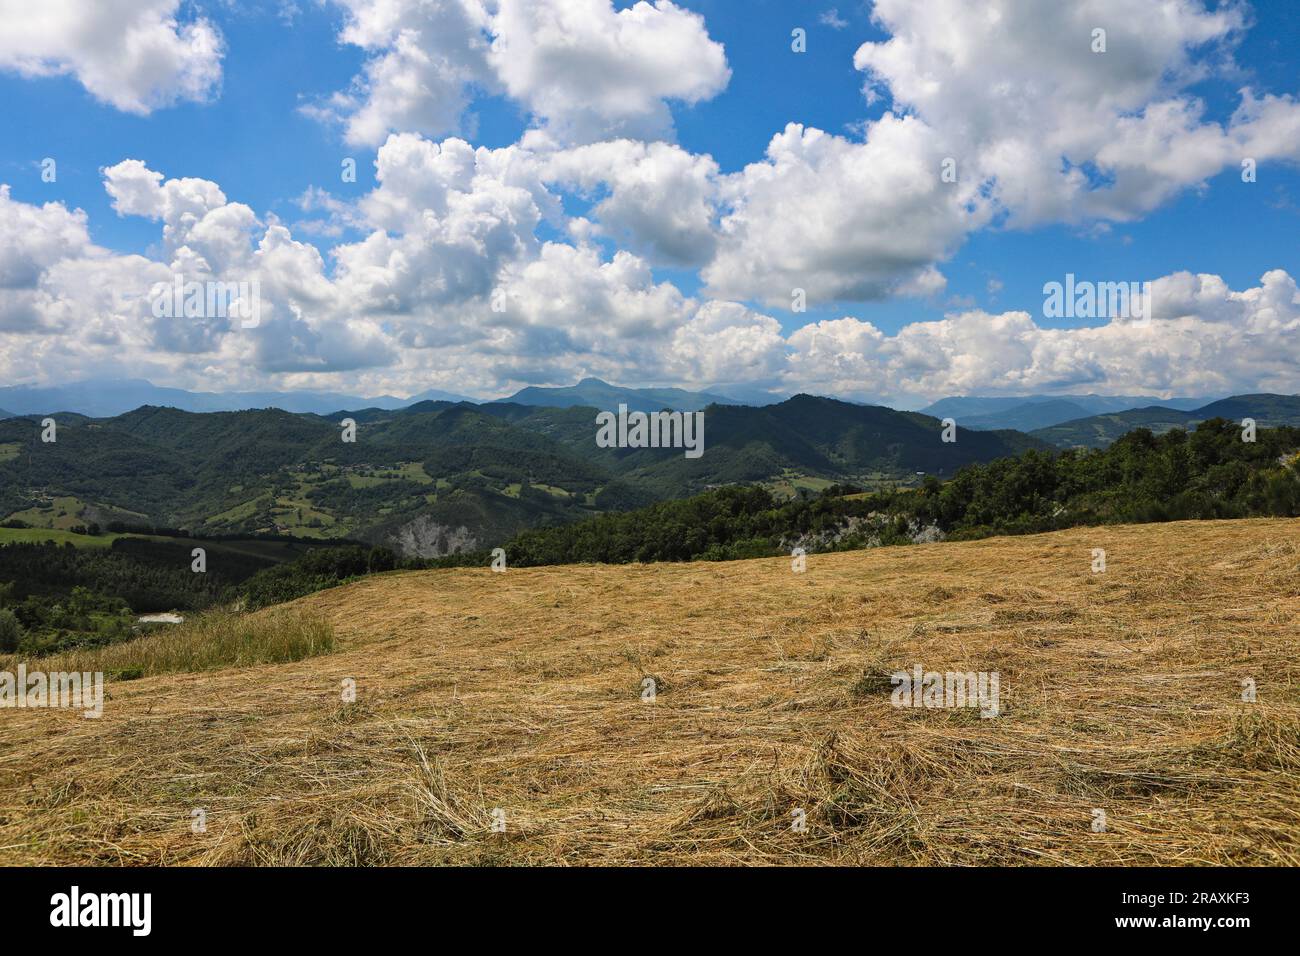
[2,519,1299,866]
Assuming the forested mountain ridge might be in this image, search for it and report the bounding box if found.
[1032,394,1300,448]
[920,393,1210,427]
[499,418,1300,566]
[0,396,1042,556]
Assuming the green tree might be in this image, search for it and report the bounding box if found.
[0,607,22,653]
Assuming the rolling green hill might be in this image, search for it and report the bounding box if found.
[923,393,1209,425]
[1195,394,1300,422]
[1032,394,1300,448]
[585,396,1048,499]
[1032,405,1198,448]
[500,417,1300,566]
[0,396,1046,556]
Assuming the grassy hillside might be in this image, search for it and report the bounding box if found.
[1032,406,1197,448]
[1,518,1296,865]
[0,526,125,548]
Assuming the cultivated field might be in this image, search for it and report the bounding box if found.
[2,518,1298,865]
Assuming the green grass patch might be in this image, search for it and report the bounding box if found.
[18,607,335,679]
[206,494,270,525]
[8,495,90,529]
[0,527,123,548]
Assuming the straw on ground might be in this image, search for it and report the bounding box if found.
[0,518,1297,865]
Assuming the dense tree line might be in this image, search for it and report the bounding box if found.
[0,536,362,654]
[235,545,495,609]
[913,419,1300,536]
[0,542,227,655]
[238,545,402,609]
[0,541,227,611]
[500,485,879,565]
[500,419,1300,565]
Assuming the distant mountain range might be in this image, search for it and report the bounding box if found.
[1031,394,1300,448]
[0,379,475,418]
[0,395,1042,557]
[920,394,1211,431]
[497,377,742,413]
[0,377,759,418]
[9,379,1256,433]
[6,380,1300,555]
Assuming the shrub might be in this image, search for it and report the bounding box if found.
[0,607,22,654]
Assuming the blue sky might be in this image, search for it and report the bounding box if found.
[2,0,1300,402]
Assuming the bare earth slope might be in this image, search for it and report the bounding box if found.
[3,518,1299,865]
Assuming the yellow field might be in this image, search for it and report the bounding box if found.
[2,518,1298,865]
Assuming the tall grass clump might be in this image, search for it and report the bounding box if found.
[19,608,335,679]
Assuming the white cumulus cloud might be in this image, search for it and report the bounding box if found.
[0,0,223,114]
[316,0,729,147]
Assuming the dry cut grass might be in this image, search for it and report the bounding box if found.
[1,518,1298,866]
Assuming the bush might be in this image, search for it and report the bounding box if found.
[0,607,22,653]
